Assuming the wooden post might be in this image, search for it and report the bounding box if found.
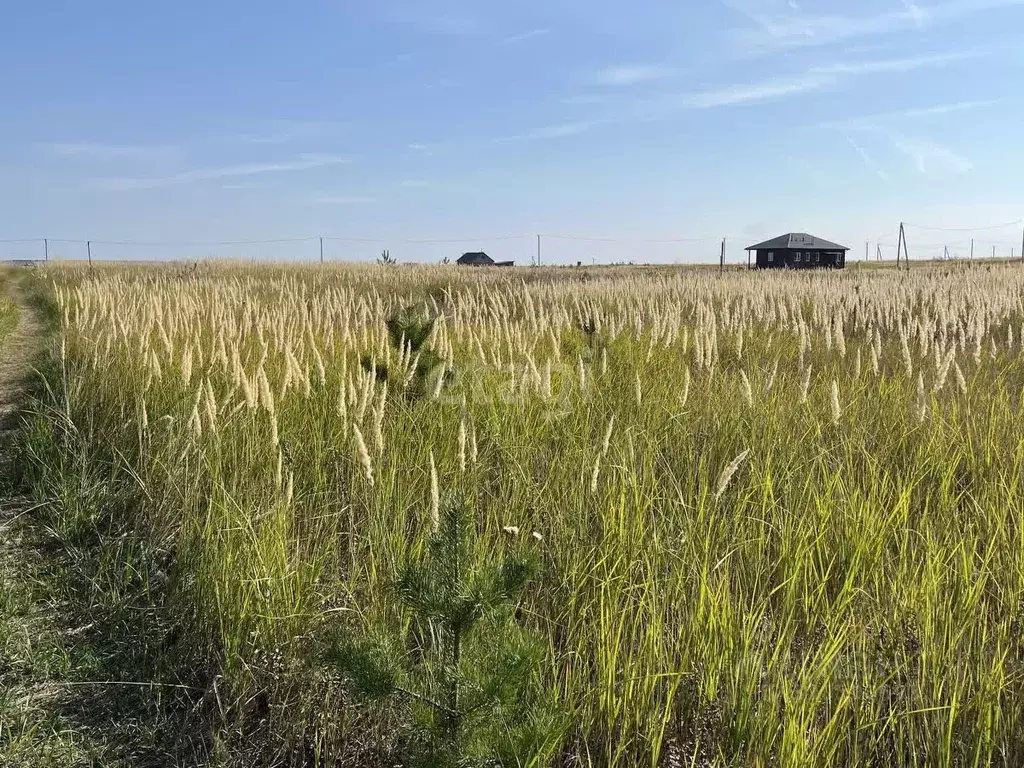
[87,240,92,269]
[43,238,48,262]
[719,238,725,276]
[970,238,974,260]
[747,248,751,269]
[319,236,324,264]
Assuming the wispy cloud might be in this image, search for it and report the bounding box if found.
[311,195,377,204]
[680,72,834,108]
[100,154,352,190]
[888,133,973,174]
[727,0,1024,52]
[813,50,976,76]
[844,134,891,182]
[596,64,675,87]
[44,141,180,162]
[824,99,1000,128]
[499,28,550,45]
[492,119,610,143]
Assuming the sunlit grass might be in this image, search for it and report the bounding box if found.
[18,260,1024,766]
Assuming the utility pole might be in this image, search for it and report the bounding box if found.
[719,238,726,276]
[970,238,974,260]
[319,236,324,264]
[43,238,48,262]
[896,222,908,269]
[87,240,92,269]
[865,241,869,263]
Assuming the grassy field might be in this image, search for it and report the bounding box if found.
[13,260,1024,766]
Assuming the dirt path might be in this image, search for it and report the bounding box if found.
[0,271,43,437]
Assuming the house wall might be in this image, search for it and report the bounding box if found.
[755,249,846,269]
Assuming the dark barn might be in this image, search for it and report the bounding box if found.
[456,251,514,267]
[746,233,849,270]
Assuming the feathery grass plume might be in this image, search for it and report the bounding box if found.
[829,379,841,425]
[275,448,283,489]
[457,406,467,473]
[590,455,601,494]
[577,355,587,389]
[800,366,812,405]
[954,361,968,395]
[429,451,440,532]
[714,449,750,501]
[372,381,388,456]
[900,331,914,377]
[601,415,615,455]
[600,346,608,376]
[469,421,478,465]
[680,367,691,407]
[933,348,954,393]
[203,378,218,429]
[352,423,374,487]
[432,362,447,399]
[635,372,643,405]
[740,370,753,408]
[285,470,294,505]
[765,359,778,395]
[870,345,880,377]
[916,371,928,424]
[854,347,862,379]
[180,345,193,386]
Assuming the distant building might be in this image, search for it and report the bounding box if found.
[456,251,514,267]
[746,233,849,270]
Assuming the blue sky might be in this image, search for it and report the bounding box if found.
[3,0,1024,264]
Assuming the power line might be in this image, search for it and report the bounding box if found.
[902,219,1023,233]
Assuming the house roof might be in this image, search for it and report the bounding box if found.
[457,251,494,264]
[745,233,849,251]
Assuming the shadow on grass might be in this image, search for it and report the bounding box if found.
[0,272,219,767]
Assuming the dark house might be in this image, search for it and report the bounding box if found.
[746,233,849,270]
[456,251,513,267]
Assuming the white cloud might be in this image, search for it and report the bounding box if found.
[889,134,973,174]
[45,142,180,163]
[727,0,1024,52]
[824,99,999,128]
[844,134,891,181]
[499,28,551,45]
[681,72,835,108]
[813,50,976,76]
[312,195,377,204]
[100,154,352,190]
[596,64,675,87]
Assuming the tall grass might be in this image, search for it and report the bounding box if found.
[18,260,1024,766]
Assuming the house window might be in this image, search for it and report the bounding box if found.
[767,251,774,263]
[814,252,820,263]
[794,251,802,263]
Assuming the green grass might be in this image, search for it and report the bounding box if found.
[14,260,1024,766]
